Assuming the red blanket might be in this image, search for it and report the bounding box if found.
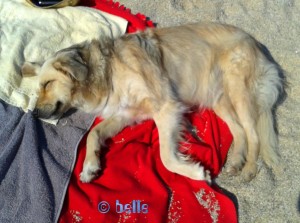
[59,1,237,222]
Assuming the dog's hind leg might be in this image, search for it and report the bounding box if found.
[153,100,208,181]
[223,72,260,181]
[213,95,247,176]
[220,44,261,181]
[231,91,259,182]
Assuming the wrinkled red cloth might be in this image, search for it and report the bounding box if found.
[59,1,237,222]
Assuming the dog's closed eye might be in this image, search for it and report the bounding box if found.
[43,80,54,90]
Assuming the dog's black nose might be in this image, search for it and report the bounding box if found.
[32,108,39,117]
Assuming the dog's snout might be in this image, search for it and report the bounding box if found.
[32,104,56,119]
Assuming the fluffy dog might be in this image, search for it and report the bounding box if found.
[22,22,285,183]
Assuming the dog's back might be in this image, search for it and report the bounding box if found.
[114,22,285,181]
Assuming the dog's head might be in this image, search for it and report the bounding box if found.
[22,43,89,119]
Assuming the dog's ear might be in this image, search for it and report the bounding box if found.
[21,62,41,77]
[53,51,88,81]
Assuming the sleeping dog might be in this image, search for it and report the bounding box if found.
[22,22,285,183]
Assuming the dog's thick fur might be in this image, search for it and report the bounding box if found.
[22,22,285,183]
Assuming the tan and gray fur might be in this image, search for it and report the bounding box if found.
[22,22,285,183]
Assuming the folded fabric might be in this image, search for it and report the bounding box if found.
[0,0,127,112]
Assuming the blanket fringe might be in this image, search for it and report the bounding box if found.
[81,0,155,32]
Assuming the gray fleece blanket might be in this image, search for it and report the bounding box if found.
[0,100,95,223]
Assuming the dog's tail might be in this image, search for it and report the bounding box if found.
[256,50,286,173]
[257,109,280,170]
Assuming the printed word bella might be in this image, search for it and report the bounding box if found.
[116,200,148,214]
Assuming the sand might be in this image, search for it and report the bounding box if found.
[118,0,300,222]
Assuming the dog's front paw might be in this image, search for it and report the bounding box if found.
[79,161,101,183]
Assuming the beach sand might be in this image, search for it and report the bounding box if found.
[118,0,300,222]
